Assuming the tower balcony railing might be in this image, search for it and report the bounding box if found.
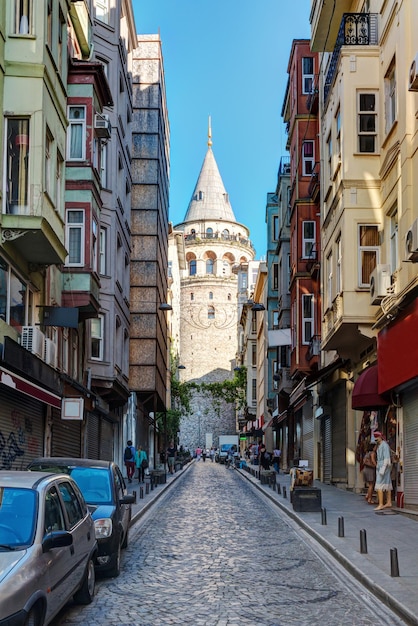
[184,232,255,251]
[324,13,378,103]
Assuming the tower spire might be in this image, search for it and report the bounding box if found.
[208,115,212,147]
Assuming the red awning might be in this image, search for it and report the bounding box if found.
[0,366,62,409]
[351,365,389,411]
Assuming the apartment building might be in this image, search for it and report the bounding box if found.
[281,40,321,473]
[311,0,418,504]
[269,158,292,470]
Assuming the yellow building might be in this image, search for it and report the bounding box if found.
[311,0,418,506]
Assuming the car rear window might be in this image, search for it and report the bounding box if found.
[69,468,112,505]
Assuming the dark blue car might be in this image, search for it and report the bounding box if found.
[28,458,135,578]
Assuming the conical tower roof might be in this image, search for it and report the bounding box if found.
[183,121,236,223]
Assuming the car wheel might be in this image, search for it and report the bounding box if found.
[106,541,121,577]
[24,606,41,626]
[73,557,95,605]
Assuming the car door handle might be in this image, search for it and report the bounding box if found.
[87,531,91,541]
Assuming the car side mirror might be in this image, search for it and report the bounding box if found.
[120,494,135,505]
[42,531,73,553]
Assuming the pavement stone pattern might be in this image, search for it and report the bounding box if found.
[53,462,405,626]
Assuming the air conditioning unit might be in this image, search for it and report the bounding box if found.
[405,218,418,262]
[370,264,391,305]
[408,54,418,91]
[94,114,111,139]
[44,338,57,368]
[21,326,45,358]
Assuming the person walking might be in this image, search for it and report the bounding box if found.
[167,441,177,474]
[135,445,148,483]
[124,440,136,483]
[373,431,392,511]
[273,447,281,473]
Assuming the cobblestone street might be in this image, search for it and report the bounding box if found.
[53,462,405,626]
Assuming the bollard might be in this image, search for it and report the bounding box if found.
[140,486,144,499]
[390,548,400,577]
[321,507,327,525]
[132,490,137,504]
[360,528,367,554]
[273,481,277,492]
[338,516,345,537]
[150,479,154,491]
[145,482,150,495]
[277,483,281,494]
[283,486,287,499]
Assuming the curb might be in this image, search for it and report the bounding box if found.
[236,468,418,626]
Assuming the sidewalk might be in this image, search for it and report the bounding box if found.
[238,465,418,626]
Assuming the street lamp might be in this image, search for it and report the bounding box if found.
[252,302,265,311]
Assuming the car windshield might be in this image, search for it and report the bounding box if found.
[0,488,36,548]
[69,468,112,505]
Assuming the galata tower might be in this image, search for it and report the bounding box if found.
[175,122,255,452]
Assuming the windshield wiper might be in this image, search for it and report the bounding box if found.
[0,544,17,551]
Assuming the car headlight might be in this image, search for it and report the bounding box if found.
[94,518,113,539]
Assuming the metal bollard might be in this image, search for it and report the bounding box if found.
[277,483,281,494]
[321,507,327,525]
[145,482,149,495]
[132,490,137,504]
[338,516,345,537]
[140,486,144,499]
[283,486,287,499]
[390,548,400,577]
[360,528,367,553]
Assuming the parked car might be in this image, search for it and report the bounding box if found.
[28,458,135,578]
[0,470,96,626]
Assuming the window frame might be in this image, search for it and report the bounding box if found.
[67,106,86,161]
[302,140,314,176]
[358,224,380,287]
[14,0,33,35]
[358,92,377,154]
[91,315,104,361]
[302,57,314,94]
[65,209,85,267]
[5,117,30,214]
[301,294,314,345]
[302,221,316,259]
[385,59,396,133]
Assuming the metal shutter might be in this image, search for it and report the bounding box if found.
[100,418,114,461]
[0,387,44,469]
[51,408,82,457]
[322,416,332,484]
[86,412,100,459]
[403,391,418,505]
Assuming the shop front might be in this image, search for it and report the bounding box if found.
[377,299,418,508]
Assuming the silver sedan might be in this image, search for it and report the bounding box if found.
[0,471,97,626]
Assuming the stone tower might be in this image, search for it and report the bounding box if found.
[175,122,255,452]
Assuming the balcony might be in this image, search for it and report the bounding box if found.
[1,214,67,265]
[308,163,320,202]
[184,232,255,252]
[324,14,378,103]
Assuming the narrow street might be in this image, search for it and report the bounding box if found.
[53,462,405,626]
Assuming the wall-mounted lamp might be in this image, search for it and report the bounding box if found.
[177,365,186,370]
[159,303,173,311]
[252,303,265,311]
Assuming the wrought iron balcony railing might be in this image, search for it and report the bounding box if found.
[324,13,378,103]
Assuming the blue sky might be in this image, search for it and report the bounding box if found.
[133,0,312,259]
